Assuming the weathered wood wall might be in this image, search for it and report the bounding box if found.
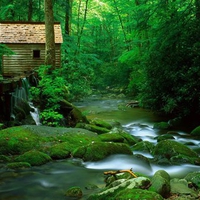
[2,44,61,76]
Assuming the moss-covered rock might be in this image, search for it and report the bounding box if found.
[0,126,39,155]
[0,155,11,162]
[149,170,170,198]
[153,140,200,165]
[184,172,200,189]
[155,134,175,142]
[15,150,52,166]
[65,186,83,198]
[99,133,125,143]
[49,142,71,159]
[170,178,198,197]
[87,177,163,200]
[91,119,112,130]
[7,162,31,169]
[153,122,170,130]
[73,142,133,161]
[75,123,110,134]
[110,127,140,145]
[131,141,155,154]
[191,126,200,136]
[116,188,163,200]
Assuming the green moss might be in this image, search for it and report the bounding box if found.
[49,142,71,159]
[185,172,200,189]
[116,188,163,200]
[15,150,52,166]
[91,119,112,130]
[73,142,133,161]
[119,132,139,145]
[0,126,39,155]
[155,134,175,142]
[153,140,199,164]
[131,141,155,154]
[0,155,11,162]
[65,186,83,198]
[76,123,110,134]
[88,188,163,200]
[191,126,200,136]
[7,162,31,169]
[149,170,170,198]
[99,133,125,143]
[153,122,170,130]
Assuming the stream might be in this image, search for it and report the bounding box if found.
[0,96,200,200]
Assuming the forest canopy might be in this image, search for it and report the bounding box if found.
[0,0,200,121]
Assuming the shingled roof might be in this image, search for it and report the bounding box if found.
[0,22,63,44]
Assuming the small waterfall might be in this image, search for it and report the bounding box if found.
[29,102,41,125]
[10,77,41,125]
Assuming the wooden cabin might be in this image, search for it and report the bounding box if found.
[0,21,63,77]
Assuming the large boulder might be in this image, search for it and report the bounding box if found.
[72,142,133,161]
[153,140,200,165]
[0,126,39,155]
[131,141,155,154]
[149,170,171,198]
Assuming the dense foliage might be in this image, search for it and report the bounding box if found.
[1,0,200,121]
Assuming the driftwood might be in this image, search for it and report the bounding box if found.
[126,101,139,108]
[104,168,137,178]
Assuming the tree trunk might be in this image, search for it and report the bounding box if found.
[76,0,89,53]
[65,0,72,35]
[113,0,130,50]
[28,0,33,21]
[44,0,56,69]
[196,0,200,20]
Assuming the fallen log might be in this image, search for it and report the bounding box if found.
[104,168,137,178]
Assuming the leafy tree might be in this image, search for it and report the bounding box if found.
[30,66,67,126]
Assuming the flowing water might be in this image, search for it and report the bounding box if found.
[0,96,200,200]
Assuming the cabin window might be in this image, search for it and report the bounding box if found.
[33,50,40,58]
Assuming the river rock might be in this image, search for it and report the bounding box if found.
[153,122,171,130]
[14,150,52,166]
[65,186,83,198]
[109,127,140,145]
[131,141,155,154]
[87,177,163,200]
[0,126,39,155]
[155,134,175,142]
[0,155,10,162]
[184,171,200,189]
[170,178,198,198]
[90,119,112,130]
[149,170,171,198]
[153,140,200,165]
[190,126,200,136]
[72,142,133,161]
[6,162,31,169]
[99,133,125,143]
[49,142,71,159]
[76,123,110,134]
